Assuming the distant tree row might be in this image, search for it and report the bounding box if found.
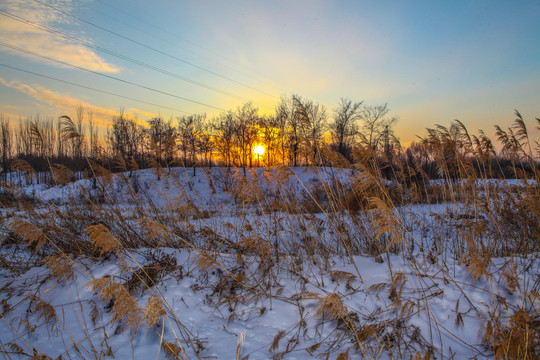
[0,96,538,184]
[0,96,397,172]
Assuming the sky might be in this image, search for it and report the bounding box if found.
[0,0,539,144]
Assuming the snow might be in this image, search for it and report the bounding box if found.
[1,249,536,359]
[0,166,538,359]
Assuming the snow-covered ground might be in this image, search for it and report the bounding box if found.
[0,166,538,359]
[4,166,535,207]
[1,247,537,359]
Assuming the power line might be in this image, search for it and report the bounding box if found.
[92,0,293,94]
[0,9,251,103]
[0,41,228,112]
[0,62,191,114]
[32,0,280,100]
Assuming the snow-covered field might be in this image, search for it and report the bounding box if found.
[0,167,538,359]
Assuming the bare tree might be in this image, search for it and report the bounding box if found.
[198,120,215,167]
[214,111,236,169]
[258,115,281,166]
[146,116,176,168]
[233,103,259,174]
[274,96,292,165]
[293,96,327,165]
[276,95,304,166]
[0,114,12,181]
[88,110,99,159]
[358,103,398,150]
[110,112,145,167]
[177,113,204,175]
[330,98,363,161]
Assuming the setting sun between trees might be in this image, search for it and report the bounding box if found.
[253,144,265,167]
[253,145,265,156]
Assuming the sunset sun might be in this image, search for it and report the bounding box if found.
[253,144,265,156]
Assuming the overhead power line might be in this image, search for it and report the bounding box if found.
[32,0,280,99]
[0,41,227,112]
[0,9,250,103]
[92,0,293,94]
[0,62,191,114]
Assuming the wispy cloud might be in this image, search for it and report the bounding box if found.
[0,77,157,130]
[0,0,119,72]
[0,77,120,128]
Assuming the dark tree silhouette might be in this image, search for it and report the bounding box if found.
[330,98,363,161]
[147,117,176,168]
[293,96,327,165]
[233,103,259,173]
[0,115,12,181]
[110,112,145,167]
[177,113,204,175]
[214,111,236,169]
[358,103,397,150]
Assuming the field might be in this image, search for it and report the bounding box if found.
[0,163,538,360]
[1,0,539,358]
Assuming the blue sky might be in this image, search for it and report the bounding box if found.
[0,0,539,144]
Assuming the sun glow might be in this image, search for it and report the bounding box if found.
[253,144,265,156]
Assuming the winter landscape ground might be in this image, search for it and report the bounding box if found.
[0,163,538,360]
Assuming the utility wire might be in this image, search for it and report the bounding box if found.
[91,0,293,94]
[32,0,279,99]
[0,41,227,112]
[0,9,251,103]
[0,62,191,114]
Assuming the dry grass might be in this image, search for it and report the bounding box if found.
[0,117,538,359]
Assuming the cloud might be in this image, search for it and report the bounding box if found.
[0,77,158,132]
[0,0,119,72]
[0,76,118,128]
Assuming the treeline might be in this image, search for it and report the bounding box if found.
[0,95,538,185]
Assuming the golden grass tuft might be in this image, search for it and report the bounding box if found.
[368,197,403,251]
[231,168,264,203]
[128,156,139,172]
[481,307,540,359]
[51,163,74,185]
[269,330,286,352]
[86,277,141,334]
[316,293,347,320]
[25,295,57,331]
[329,270,356,284]
[43,255,75,280]
[163,341,183,360]
[10,219,47,251]
[137,218,173,246]
[143,294,166,328]
[414,350,432,360]
[195,252,219,272]
[461,239,491,282]
[87,159,110,178]
[86,224,118,255]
